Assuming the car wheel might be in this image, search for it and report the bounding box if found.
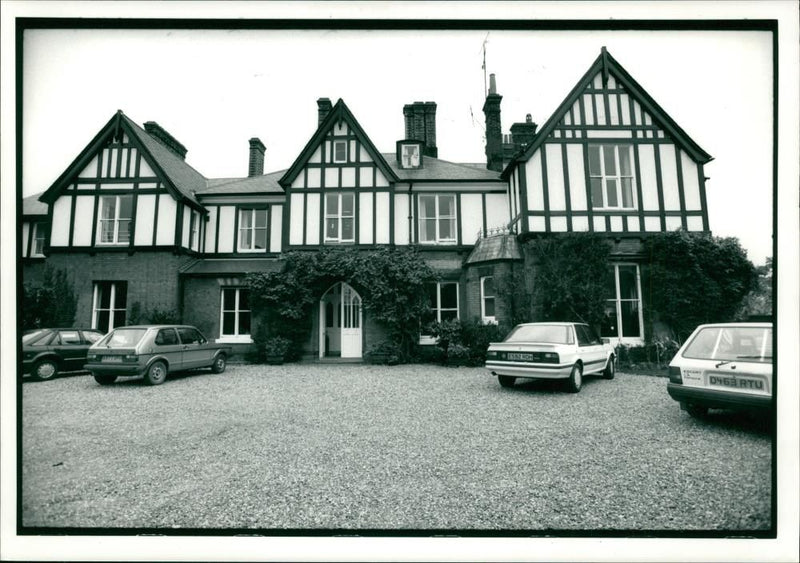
[565,363,583,393]
[684,403,708,419]
[602,356,616,380]
[144,361,168,385]
[93,374,117,385]
[498,375,516,388]
[211,354,227,374]
[31,359,59,381]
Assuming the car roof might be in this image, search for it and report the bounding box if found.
[693,323,772,329]
[115,325,197,329]
[514,322,583,327]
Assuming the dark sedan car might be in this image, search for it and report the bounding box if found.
[22,328,105,381]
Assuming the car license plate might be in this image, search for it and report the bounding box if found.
[101,356,123,363]
[708,374,764,391]
[507,352,533,361]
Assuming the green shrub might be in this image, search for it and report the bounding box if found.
[428,317,508,366]
[22,267,76,330]
[364,340,403,365]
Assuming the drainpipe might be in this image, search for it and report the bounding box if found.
[408,183,413,244]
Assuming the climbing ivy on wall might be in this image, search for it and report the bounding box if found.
[245,247,438,360]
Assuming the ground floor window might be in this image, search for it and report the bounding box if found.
[220,287,251,337]
[480,276,496,324]
[420,282,459,343]
[92,281,127,333]
[601,264,643,340]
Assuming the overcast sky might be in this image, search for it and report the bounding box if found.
[22,27,773,265]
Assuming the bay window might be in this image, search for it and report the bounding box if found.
[588,145,635,209]
[419,194,456,244]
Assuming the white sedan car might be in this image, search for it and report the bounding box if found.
[485,322,616,392]
[667,323,773,418]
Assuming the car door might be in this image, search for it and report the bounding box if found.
[153,328,184,371]
[575,324,605,374]
[55,330,90,371]
[177,327,213,370]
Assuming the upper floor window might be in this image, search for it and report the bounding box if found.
[97,195,133,245]
[601,264,643,341]
[325,193,355,243]
[238,208,268,252]
[481,276,496,324]
[92,281,127,333]
[189,211,200,251]
[31,222,46,257]
[588,145,635,209]
[419,194,456,244]
[333,140,348,163]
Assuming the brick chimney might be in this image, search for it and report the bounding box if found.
[144,121,187,160]
[483,74,503,172]
[510,114,538,150]
[403,101,438,158]
[317,98,332,126]
[248,138,266,177]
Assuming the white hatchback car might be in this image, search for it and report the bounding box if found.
[667,323,773,418]
[485,322,616,393]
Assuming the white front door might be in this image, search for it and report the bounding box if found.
[340,283,362,358]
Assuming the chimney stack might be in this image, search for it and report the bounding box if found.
[317,98,332,126]
[483,74,503,172]
[510,113,538,150]
[403,101,438,158]
[248,138,266,177]
[143,121,188,160]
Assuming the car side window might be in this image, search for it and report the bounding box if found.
[177,327,204,345]
[155,328,178,346]
[586,325,602,345]
[58,330,81,345]
[575,325,591,346]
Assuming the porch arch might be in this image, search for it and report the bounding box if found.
[319,281,362,359]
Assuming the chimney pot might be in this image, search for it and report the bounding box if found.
[248,137,266,177]
[489,74,497,95]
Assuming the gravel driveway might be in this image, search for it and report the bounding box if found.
[21,364,772,531]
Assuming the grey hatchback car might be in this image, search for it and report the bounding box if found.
[85,325,231,385]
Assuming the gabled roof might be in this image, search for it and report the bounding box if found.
[22,192,48,216]
[198,170,286,196]
[39,111,206,209]
[504,47,713,177]
[279,99,398,187]
[381,154,502,183]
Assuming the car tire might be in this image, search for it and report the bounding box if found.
[93,374,117,385]
[144,361,168,385]
[211,354,227,374]
[498,375,516,388]
[31,359,59,381]
[565,363,583,393]
[684,403,708,419]
[602,356,616,380]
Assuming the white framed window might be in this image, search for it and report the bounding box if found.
[418,194,456,244]
[238,208,268,252]
[588,144,635,209]
[31,222,46,257]
[601,264,644,342]
[220,288,251,339]
[189,211,200,251]
[97,195,133,244]
[420,281,459,343]
[333,140,348,163]
[480,276,497,324]
[325,192,355,243]
[401,143,421,168]
[92,281,127,333]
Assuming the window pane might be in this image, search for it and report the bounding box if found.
[606,179,618,207]
[620,301,640,337]
[423,219,436,242]
[483,277,495,298]
[238,311,251,335]
[621,178,633,208]
[619,147,632,175]
[440,283,458,309]
[238,289,250,311]
[100,221,115,243]
[604,267,617,298]
[591,178,603,207]
[118,220,131,243]
[335,141,346,161]
[618,266,638,300]
[326,218,339,239]
[484,298,495,317]
[439,218,454,240]
[240,228,252,249]
[441,309,458,322]
[101,197,116,219]
[588,146,601,175]
[119,195,133,218]
[341,218,354,240]
[240,210,252,229]
[222,311,236,335]
[601,301,618,338]
[439,195,454,216]
[603,145,616,174]
[420,195,435,218]
[342,193,354,216]
[113,310,126,328]
[97,311,110,334]
[254,228,267,249]
[255,209,267,227]
[222,288,236,311]
[98,283,111,308]
[115,282,127,307]
[326,194,338,215]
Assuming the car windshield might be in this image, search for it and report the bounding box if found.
[99,328,148,348]
[504,324,574,344]
[683,326,772,363]
[22,329,53,345]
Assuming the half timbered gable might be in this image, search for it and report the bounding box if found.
[505,47,712,237]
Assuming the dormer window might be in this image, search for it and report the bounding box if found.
[333,140,348,163]
[397,141,423,169]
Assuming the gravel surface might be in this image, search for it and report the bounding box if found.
[21,364,772,531]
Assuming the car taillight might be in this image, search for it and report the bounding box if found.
[486,350,498,359]
[123,354,139,363]
[668,366,683,384]
[86,354,97,362]
[542,352,559,363]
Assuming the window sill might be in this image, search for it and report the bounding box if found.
[216,336,254,345]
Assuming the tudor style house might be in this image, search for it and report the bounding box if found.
[21,48,711,358]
